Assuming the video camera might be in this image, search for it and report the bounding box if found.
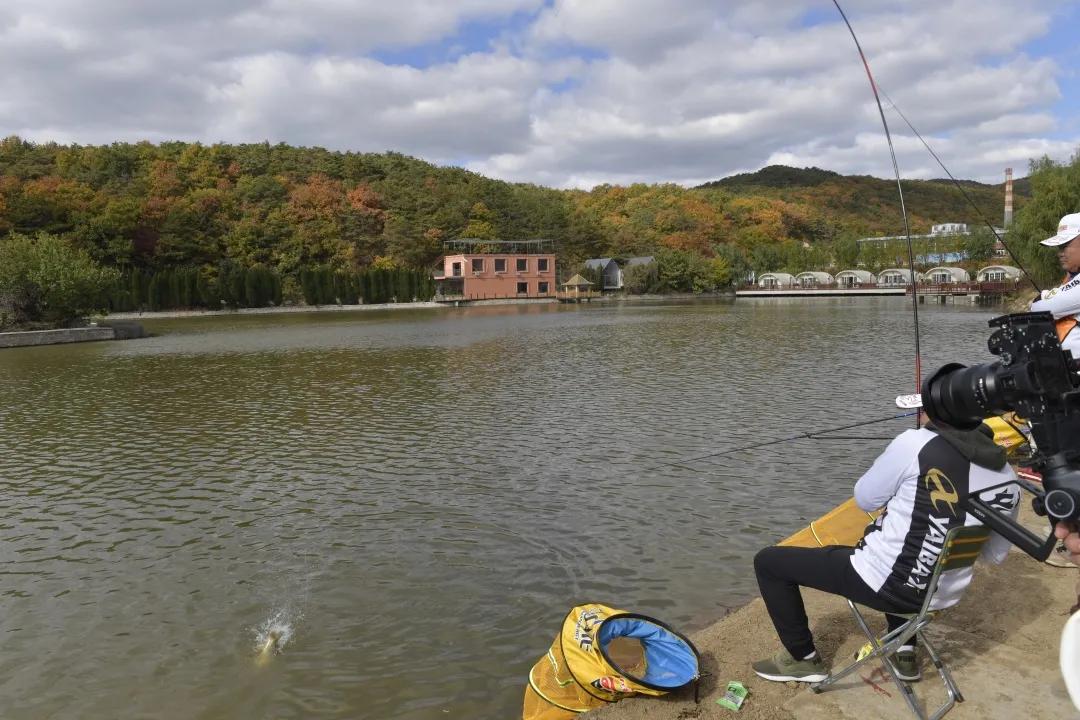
[921,311,1080,561]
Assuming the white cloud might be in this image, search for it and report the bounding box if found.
[962,113,1058,138]
[0,0,1076,186]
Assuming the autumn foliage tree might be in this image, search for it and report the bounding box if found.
[0,136,1036,302]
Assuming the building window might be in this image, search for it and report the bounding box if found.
[538,281,549,294]
[452,262,462,277]
[537,258,549,272]
[516,258,528,272]
[494,258,507,273]
[471,258,484,272]
[517,282,529,295]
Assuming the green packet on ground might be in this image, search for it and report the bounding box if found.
[717,681,748,711]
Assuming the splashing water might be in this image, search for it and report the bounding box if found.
[253,609,299,666]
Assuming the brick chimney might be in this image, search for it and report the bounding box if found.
[1004,168,1014,227]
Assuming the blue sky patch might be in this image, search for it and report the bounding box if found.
[1023,3,1080,139]
[370,10,537,68]
[799,4,839,28]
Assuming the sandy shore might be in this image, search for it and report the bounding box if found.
[586,507,1079,720]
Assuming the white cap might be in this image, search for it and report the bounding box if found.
[895,393,922,409]
[1041,212,1080,247]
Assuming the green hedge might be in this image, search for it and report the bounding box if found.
[107,265,433,312]
[298,267,434,305]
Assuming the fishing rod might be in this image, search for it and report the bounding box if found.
[661,7,1017,474]
[877,90,1043,293]
[671,411,918,466]
[831,0,923,426]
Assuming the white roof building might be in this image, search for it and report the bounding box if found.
[878,268,923,286]
[835,270,877,287]
[976,265,1024,282]
[794,271,835,287]
[758,272,795,288]
[931,223,970,235]
[925,267,971,283]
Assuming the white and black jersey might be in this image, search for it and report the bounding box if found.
[850,427,1019,610]
[1031,271,1080,357]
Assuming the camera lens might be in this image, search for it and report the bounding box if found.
[921,362,1006,429]
[1044,489,1077,521]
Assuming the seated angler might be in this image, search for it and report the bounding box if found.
[1030,211,1080,358]
[750,411,1019,683]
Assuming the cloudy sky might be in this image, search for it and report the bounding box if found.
[1,0,1077,188]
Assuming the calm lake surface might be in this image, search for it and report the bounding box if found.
[0,298,1003,719]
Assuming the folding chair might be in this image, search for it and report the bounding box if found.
[810,524,991,720]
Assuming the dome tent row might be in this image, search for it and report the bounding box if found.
[756,266,1023,289]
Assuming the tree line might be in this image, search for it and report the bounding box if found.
[101,264,434,313]
[1,135,1075,327]
[0,136,1020,277]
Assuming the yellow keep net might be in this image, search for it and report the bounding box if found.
[523,604,697,720]
[779,497,878,548]
[984,413,1030,457]
[523,642,605,719]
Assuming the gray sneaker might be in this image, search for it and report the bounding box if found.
[892,649,921,682]
[752,648,828,683]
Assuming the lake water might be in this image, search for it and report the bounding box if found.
[0,298,1003,719]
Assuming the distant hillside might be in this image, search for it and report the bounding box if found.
[700,165,843,189]
[697,165,1026,236]
[0,139,1036,287]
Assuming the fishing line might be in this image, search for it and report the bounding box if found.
[807,435,898,441]
[665,411,918,467]
[652,7,1015,475]
[831,0,923,424]
[876,90,1043,292]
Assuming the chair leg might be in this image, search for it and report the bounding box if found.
[812,602,879,691]
[919,632,961,720]
[855,613,922,720]
[812,603,927,719]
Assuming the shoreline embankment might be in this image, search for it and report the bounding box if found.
[97,293,735,320]
[0,321,146,349]
[586,505,1078,720]
[99,301,443,320]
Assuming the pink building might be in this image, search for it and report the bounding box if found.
[434,239,557,301]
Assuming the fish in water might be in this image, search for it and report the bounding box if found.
[255,630,281,667]
[253,610,296,666]
[261,630,281,656]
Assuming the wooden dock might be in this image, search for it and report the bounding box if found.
[556,291,600,303]
[906,281,1013,297]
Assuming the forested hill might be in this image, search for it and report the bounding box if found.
[0,137,1023,282]
[698,165,1026,234]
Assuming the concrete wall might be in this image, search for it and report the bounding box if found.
[102,321,147,340]
[0,326,116,348]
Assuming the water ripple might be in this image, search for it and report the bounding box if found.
[0,298,999,719]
